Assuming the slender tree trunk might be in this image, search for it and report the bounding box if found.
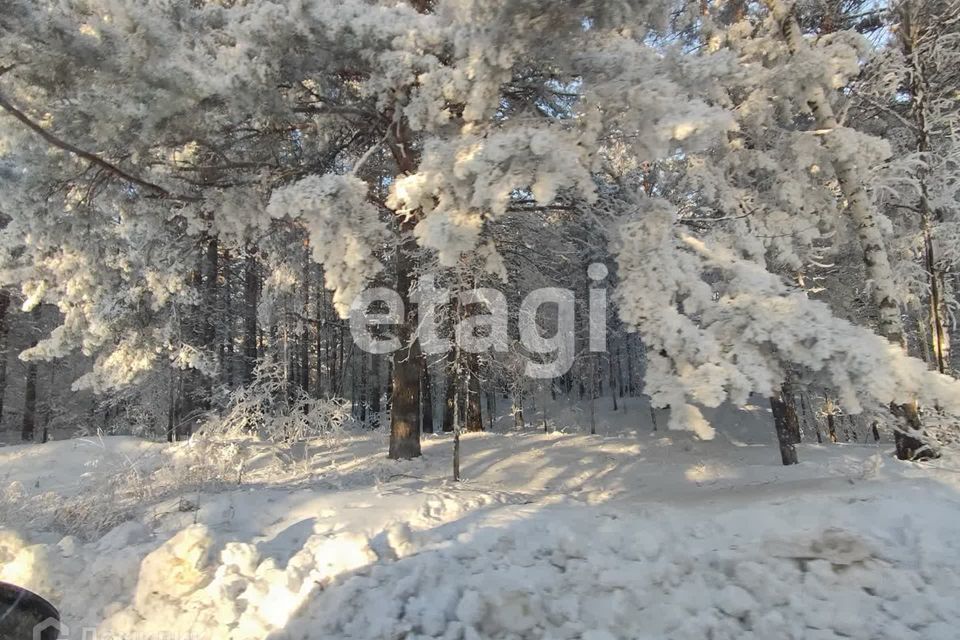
[330,319,340,398]
[442,318,457,432]
[452,335,463,480]
[204,235,218,350]
[337,324,345,392]
[455,291,467,428]
[41,365,54,443]
[370,353,381,427]
[768,0,930,460]
[923,228,949,374]
[0,289,10,425]
[608,353,618,411]
[486,390,495,431]
[243,244,259,385]
[300,245,311,391]
[21,306,40,442]
[616,343,625,399]
[420,352,433,434]
[316,274,326,397]
[457,375,467,426]
[350,350,358,420]
[542,396,549,433]
[453,428,460,481]
[770,383,801,465]
[589,356,597,435]
[513,385,525,429]
[358,352,368,425]
[167,366,176,443]
[442,369,456,432]
[223,251,235,389]
[23,362,38,441]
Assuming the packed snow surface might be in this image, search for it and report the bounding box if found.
[2,422,960,639]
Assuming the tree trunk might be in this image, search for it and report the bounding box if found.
[350,351,359,421]
[800,391,820,444]
[589,356,597,435]
[358,351,368,425]
[21,363,38,441]
[384,357,392,414]
[370,353,381,428]
[386,107,424,458]
[486,390,495,431]
[243,244,259,385]
[457,375,467,426]
[21,306,40,442]
[0,289,10,425]
[513,386,525,429]
[222,251,235,388]
[203,235,218,361]
[316,274,326,397]
[442,336,456,432]
[617,344,625,399]
[300,248,311,391]
[892,402,929,460]
[465,353,483,432]
[608,353,618,411]
[453,423,461,481]
[770,384,801,465]
[167,366,176,443]
[420,351,433,434]
[388,234,422,458]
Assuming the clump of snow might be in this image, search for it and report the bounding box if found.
[390,127,597,267]
[267,175,388,317]
[134,524,214,611]
[99,527,380,640]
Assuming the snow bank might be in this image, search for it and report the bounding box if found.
[6,495,958,640]
[276,502,960,640]
[2,431,960,639]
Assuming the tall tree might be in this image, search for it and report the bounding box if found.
[21,306,40,442]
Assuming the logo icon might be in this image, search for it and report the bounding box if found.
[33,617,67,640]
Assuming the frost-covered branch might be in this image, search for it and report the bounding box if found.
[0,89,198,202]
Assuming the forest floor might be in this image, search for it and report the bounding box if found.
[2,408,960,639]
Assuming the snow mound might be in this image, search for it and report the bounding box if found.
[272,513,959,640]
[100,527,379,640]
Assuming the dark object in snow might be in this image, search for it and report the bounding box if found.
[0,581,60,640]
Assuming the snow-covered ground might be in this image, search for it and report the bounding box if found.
[2,409,960,639]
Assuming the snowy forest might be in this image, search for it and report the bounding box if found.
[2,1,960,639]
